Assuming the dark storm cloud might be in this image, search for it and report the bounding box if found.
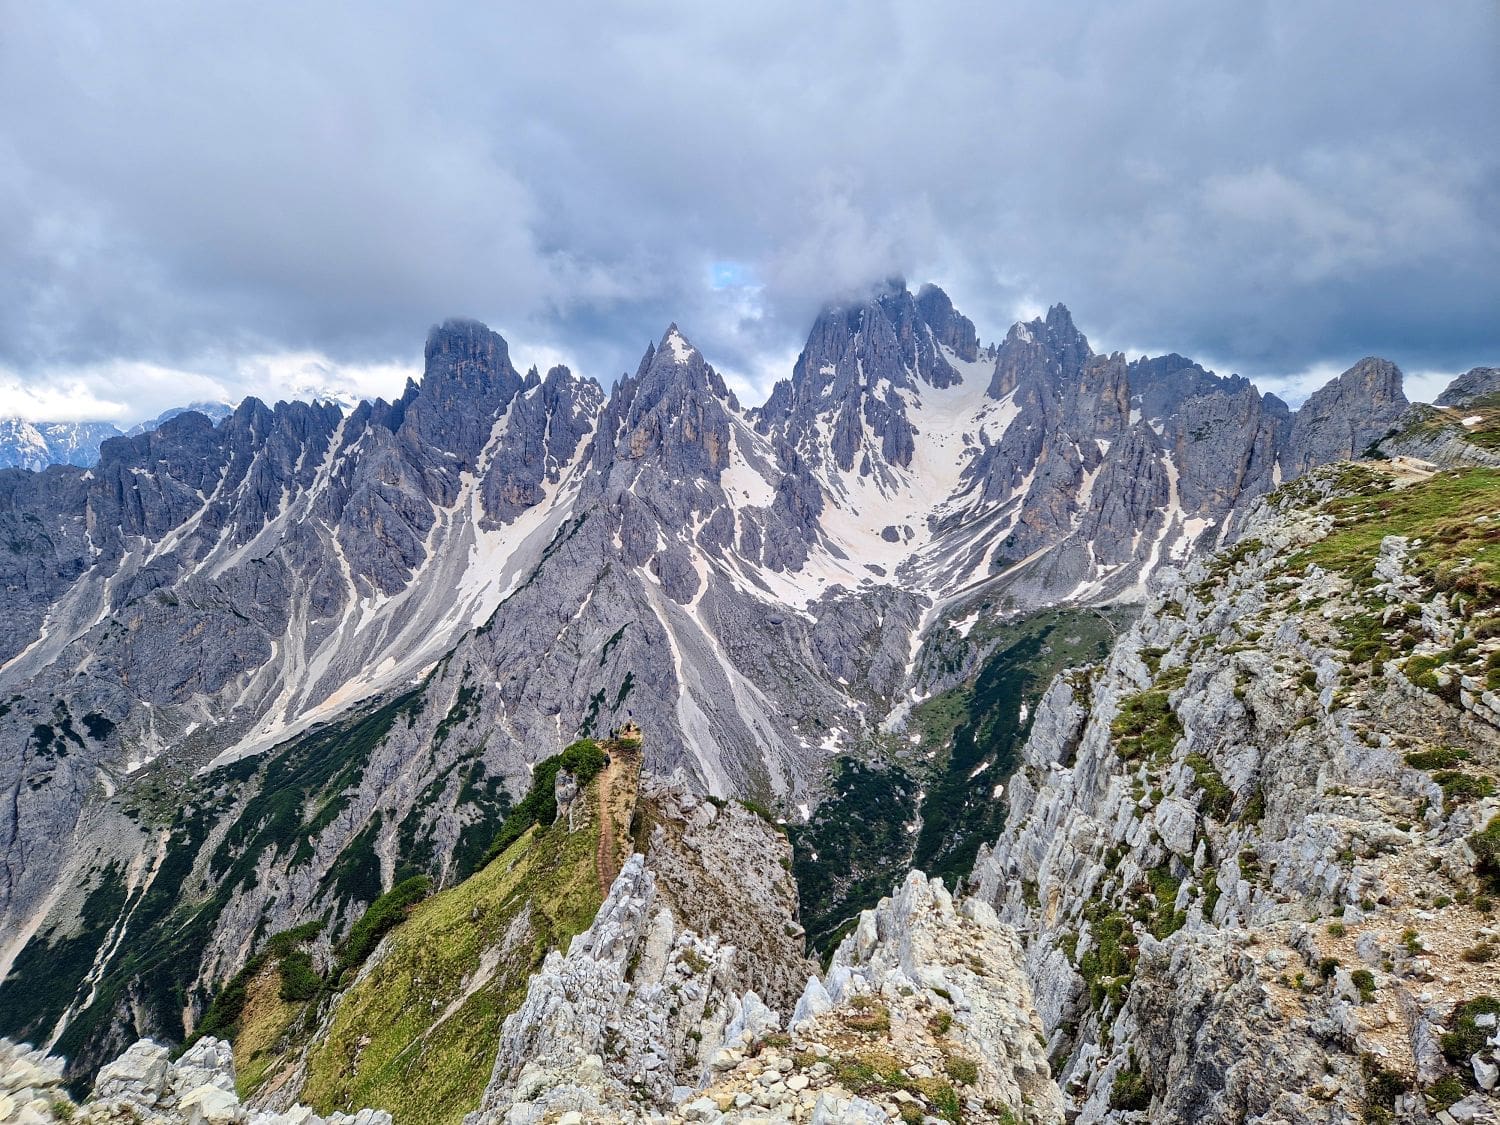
[1,0,1496,418]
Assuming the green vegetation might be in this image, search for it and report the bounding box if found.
[792,608,1125,952]
[1427,1074,1466,1110]
[194,921,324,1043]
[1439,996,1500,1063]
[830,1050,964,1123]
[299,763,621,1125]
[1192,538,1265,596]
[1144,866,1187,939]
[1112,691,1182,762]
[1284,468,1500,705]
[1184,753,1234,819]
[1406,747,1470,770]
[212,688,427,895]
[791,757,921,951]
[1351,969,1377,1002]
[909,609,1126,880]
[1471,816,1500,895]
[1109,1058,1152,1111]
[844,995,892,1034]
[1361,1056,1408,1120]
[1292,468,1500,696]
[942,1053,979,1085]
[481,739,605,864]
[0,862,128,1044]
[1434,770,1496,811]
[0,683,454,1074]
[334,875,433,982]
[1078,904,1135,1012]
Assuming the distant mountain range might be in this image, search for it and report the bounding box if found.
[0,402,235,471]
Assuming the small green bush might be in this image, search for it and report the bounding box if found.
[277,950,322,1002]
[1111,691,1182,762]
[1427,1074,1466,1109]
[334,874,432,979]
[1110,1066,1151,1111]
[482,740,607,864]
[943,1054,979,1085]
[1440,996,1500,1063]
[1472,816,1500,895]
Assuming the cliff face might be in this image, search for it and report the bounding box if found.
[969,459,1500,1121]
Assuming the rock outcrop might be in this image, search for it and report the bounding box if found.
[0,1037,389,1125]
[1435,367,1500,409]
[466,781,815,1123]
[968,458,1500,1121]
[469,838,1064,1123]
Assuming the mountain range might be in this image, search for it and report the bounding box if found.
[0,403,236,472]
[3,281,1495,1122]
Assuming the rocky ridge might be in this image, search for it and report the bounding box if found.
[968,454,1500,1121]
[465,860,1062,1123]
[0,1037,389,1125]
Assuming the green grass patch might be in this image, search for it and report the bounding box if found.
[1112,691,1181,762]
[334,875,433,982]
[1184,753,1234,819]
[1296,468,1500,617]
[1440,995,1500,1063]
[300,774,611,1125]
[480,739,605,865]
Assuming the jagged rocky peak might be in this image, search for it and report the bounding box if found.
[1127,352,1261,423]
[1436,365,1500,408]
[598,324,737,476]
[399,317,527,469]
[785,277,979,399]
[756,279,988,478]
[988,302,1092,398]
[969,457,1500,1120]
[914,282,980,362]
[1282,355,1409,478]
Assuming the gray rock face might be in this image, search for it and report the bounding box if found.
[1282,356,1408,477]
[966,460,1500,1122]
[0,1036,388,1125]
[465,784,814,1123]
[826,872,1065,1122]
[0,404,237,473]
[1434,366,1500,408]
[0,419,126,471]
[1378,402,1500,469]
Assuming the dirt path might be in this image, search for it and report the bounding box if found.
[593,742,643,897]
[595,755,617,897]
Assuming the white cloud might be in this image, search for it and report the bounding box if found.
[0,0,1492,409]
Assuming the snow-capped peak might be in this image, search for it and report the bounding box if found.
[663,325,696,366]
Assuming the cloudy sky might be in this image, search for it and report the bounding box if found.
[1,1,1496,422]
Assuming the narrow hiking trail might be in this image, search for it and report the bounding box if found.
[595,755,617,897]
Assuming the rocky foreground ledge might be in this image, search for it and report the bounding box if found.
[462,864,1060,1124]
[1,866,1057,1125]
[0,1038,390,1125]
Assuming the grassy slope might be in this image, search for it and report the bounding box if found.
[1297,466,1500,598]
[1289,466,1500,696]
[1392,394,1500,452]
[292,751,637,1125]
[233,965,303,1098]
